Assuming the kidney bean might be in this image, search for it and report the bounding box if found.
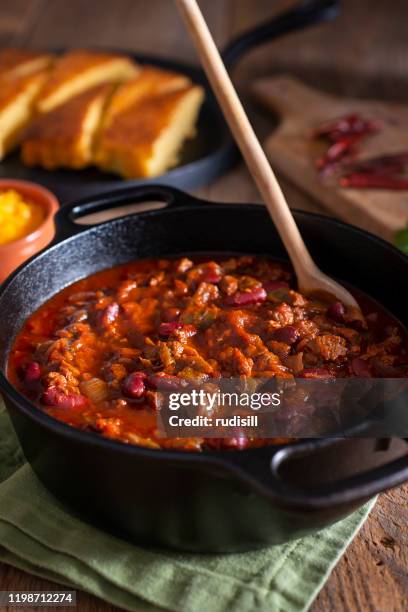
[202,270,222,283]
[300,367,334,379]
[162,307,180,322]
[158,321,184,337]
[313,113,380,140]
[41,387,88,409]
[327,301,346,323]
[147,373,185,390]
[348,318,366,331]
[205,436,249,450]
[122,372,146,398]
[22,361,41,384]
[225,287,267,306]
[351,357,372,378]
[263,280,289,292]
[272,326,299,345]
[204,438,222,450]
[222,435,249,450]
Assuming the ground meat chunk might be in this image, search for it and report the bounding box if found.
[288,290,308,307]
[191,282,219,306]
[296,319,319,340]
[267,340,291,360]
[283,352,304,374]
[269,302,294,326]
[175,257,193,274]
[220,275,238,296]
[94,417,122,438]
[307,334,347,362]
[218,347,254,376]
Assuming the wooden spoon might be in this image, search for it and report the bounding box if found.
[176,0,362,316]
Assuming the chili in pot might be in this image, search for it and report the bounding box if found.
[8,255,408,451]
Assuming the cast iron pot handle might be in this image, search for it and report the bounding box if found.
[221,0,339,69]
[53,184,208,241]
[224,437,408,509]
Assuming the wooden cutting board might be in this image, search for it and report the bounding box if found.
[252,75,408,242]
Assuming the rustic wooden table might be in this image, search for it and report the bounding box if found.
[1,1,407,610]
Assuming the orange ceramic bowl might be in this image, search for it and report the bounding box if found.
[0,179,59,284]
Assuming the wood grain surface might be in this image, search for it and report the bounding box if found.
[253,74,408,241]
[0,1,407,611]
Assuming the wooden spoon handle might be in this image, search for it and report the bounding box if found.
[175,0,318,285]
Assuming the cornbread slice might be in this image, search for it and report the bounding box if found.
[0,48,54,80]
[95,84,204,178]
[21,84,113,170]
[36,50,138,113]
[0,70,48,159]
[102,65,190,126]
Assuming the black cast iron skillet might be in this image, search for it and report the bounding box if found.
[0,0,339,203]
[1,184,408,553]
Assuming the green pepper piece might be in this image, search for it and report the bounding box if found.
[267,288,291,303]
[395,227,408,255]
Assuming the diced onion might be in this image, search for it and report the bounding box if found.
[80,378,109,403]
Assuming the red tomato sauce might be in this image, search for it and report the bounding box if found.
[8,255,408,451]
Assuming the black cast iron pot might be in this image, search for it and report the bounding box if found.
[1,185,408,553]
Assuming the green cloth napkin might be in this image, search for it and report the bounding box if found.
[0,400,375,612]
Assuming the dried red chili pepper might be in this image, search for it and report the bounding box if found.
[344,151,408,176]
[314,113,381,174]
[340,173,408,190]
[316,134,363,170]
[313,113,380,141]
